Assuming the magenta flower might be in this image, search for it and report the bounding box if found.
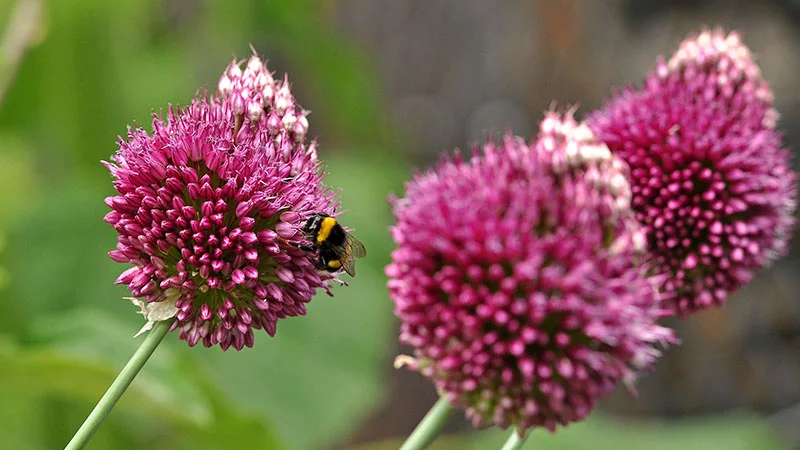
[588,29,797,315]
[104,55,339,350]
[387,112,673,432]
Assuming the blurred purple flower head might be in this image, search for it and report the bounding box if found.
[104,55,339,350]
[387,112,673,432]
[588,29,797,315]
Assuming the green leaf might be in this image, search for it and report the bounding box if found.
[0,310,287,449]
[1,181,131,337]
[28,309,212,424]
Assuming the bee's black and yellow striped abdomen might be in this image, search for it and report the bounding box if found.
[316,216,347,247]
[302,213,366,277]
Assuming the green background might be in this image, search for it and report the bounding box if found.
[0,1,789,449]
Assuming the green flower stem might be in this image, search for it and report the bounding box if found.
[399,396,454,450]
[65,319,174,450]
[500,429,529,450]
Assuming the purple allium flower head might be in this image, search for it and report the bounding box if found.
[587,29,797,315]
[104,55,339,350]
[387,112,674,433]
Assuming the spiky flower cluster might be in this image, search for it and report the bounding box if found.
[588,29,797,315]
[105,55,338,350]
[217,55,309,140]
[387,112,673,432]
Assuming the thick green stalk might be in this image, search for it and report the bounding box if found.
[64,319,174,450]
[399,396,454,450]
[500,429,529,450]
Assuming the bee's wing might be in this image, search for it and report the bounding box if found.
[331,235,366,277]
[346,235,367,258]
[341,256,357,277]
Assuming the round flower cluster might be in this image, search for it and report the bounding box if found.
[105,55,338,350]
[588,29,797,315]
[387,112,673,432]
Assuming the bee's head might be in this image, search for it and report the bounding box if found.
[303,213,330,234]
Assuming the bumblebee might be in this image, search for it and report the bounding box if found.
[302,213,366,276]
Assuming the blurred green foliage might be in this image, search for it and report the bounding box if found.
[0,0,790,449]
[0,0,402,448]
[358,413,789,450]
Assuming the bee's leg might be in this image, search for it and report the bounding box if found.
[284,239,316,253]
